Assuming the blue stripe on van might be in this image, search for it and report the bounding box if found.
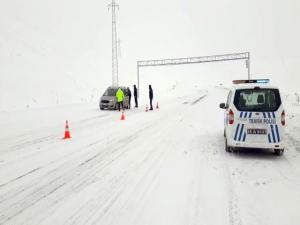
[238,124,245,141]
[249,112,252,118]
[240,112,243,118]
[268,112,271,118]
[272,112,276,118]
[234,124,240,141]
[268,134,271,143]
[271,125,276,143]
[243,132,247,142]
[275,125,280,142]
[263,112,266,118]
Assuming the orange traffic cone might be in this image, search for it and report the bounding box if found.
[120,111,125,120]
[63,120,71,139]
[145,105,149,112]
[156,102,159,109]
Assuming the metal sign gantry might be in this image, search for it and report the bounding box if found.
[137,52,250,96]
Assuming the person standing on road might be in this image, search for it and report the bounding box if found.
[133,85,138,108]
[149,85,153,110]
[116,88,124,111]
[127,87,132,109]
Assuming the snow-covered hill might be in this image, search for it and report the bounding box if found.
[1,0,300,111]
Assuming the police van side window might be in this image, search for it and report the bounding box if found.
[233,88,281,112]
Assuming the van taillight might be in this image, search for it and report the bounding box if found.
[229,109,234,125]
[281,110,285,126]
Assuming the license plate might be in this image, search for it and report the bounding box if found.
[247,129,267,135]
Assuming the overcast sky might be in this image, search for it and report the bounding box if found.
[0,0,299,109]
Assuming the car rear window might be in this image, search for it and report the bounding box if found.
[234,88,281,112]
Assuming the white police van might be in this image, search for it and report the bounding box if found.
[219,79,286,155]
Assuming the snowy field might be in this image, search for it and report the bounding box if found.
[1,86,300,225]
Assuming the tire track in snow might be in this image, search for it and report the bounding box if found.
[0,111,127,188]
[0,122,154,224]
[116,134,175,225]
[217,134,243,225]
[186,132,243,225]
[0,167,42,189]
[186,89,243,225]
[62,117,176,225]
[221,135,300,225]
[286,133,300,153]
[9,135,58,151]
[1,113,112,155]
[180,90,243,225]
[181,94,207,105]
[227,174,243,225]
[0,88,219,224]
[191,95,207,105]
[0,112,123,192]
[0,108,175,225]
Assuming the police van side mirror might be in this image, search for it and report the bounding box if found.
[219,103,227,109]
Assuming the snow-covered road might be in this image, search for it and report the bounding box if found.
[1,87,300,225]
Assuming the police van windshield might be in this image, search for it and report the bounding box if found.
[234,89,281,112]
[103,88,117,96]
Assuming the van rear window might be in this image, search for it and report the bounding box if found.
[234,88,281,112]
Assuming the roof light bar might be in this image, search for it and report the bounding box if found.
[233,79,270,84]
[256,79,270,84]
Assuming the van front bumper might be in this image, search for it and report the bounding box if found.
[100,103,115,109]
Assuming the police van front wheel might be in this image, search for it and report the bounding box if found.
[274,149,284,156]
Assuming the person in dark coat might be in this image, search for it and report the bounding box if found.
[149,85,153,110]
[133,85,138,108]
[127,87,132,109]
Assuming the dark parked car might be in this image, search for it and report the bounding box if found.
[99,86,130,110]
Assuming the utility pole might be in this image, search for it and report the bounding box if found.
[108,0,119,87]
